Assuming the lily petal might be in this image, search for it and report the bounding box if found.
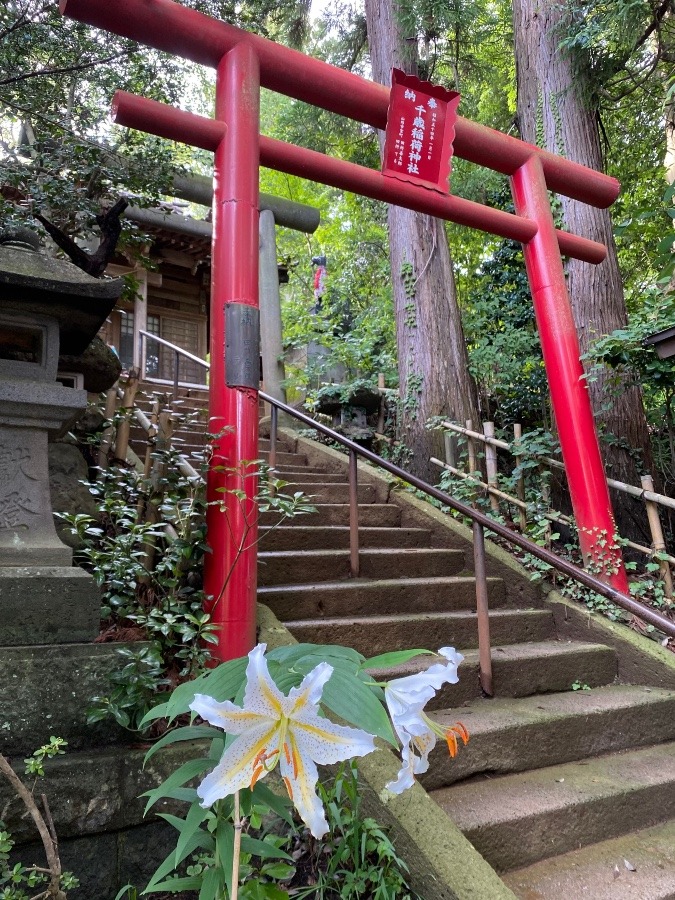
[241,643,285,719]
[285,661,333,717]
[190,693,274,735]
[385,742,416,794]
[280,730,329,839]
[197,721,280,807]
[292,709,376,766]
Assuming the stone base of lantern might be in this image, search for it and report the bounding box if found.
[0,566,101,645]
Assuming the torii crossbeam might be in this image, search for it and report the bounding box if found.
[60,0,629,661]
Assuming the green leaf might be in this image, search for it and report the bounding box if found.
[240,834,293,861]
[144,875,203,893]
[322,669,396,745]
[215,819,235,897]
[176,801,212,863]
[199,865,223,900]
[143,758,214,814]
[144,726,218,765]
[362,649,433,670]
[251,782,293,825]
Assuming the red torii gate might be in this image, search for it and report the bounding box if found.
[61,0,630,662]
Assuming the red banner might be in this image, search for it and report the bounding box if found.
[382,70,460,194]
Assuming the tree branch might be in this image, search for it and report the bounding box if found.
[34,196,129,277]
[0,754,65,900]
[0,51,131,88]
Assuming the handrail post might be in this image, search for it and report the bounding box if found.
[173,349,180,399]
[472,520,493,696]
[349,449,360,577]
[269,404,278,478]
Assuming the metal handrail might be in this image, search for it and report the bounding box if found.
[260,390,675,687]
[139,329,209,396]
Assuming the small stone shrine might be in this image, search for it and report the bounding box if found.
[0,226,121,644]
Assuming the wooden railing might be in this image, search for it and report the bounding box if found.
[431,418,674,598]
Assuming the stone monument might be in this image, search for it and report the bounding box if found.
[0,227,121,644]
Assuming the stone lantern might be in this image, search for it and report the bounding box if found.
[0,227,121,644]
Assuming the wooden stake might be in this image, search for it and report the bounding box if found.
[483,422,500,514]
[513,423,528,532]
[113,369,140,462]
[641,473,673,600]
[97,387,119,473]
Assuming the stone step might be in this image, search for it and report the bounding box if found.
[270,470,346,484]
[259,437,297,454]
[259,449,308,467]
[275,482,377,503]
[434,640,618,707]
[285,608,555,656]
[258,525,432,551]
[364,640,618,709]
[419,685,675,791]
[259,503,402,527]
[432,741,675,873]
[274,465,339,477]
[257,547,466,585]
[258,575,506,618]
[503,818,675,900]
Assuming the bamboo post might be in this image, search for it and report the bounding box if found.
[97,386,119,473]
[641,473,673,600]
[143,409,174,575]
[136,397,160,524]
[377,373,386,435]
[483,422,500,514]
[113,369,140,462]
[513,423,528,532]
[444,431,456,468]
[466,419,477,475]
[540,463,552,548]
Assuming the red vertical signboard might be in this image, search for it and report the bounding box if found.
[383,69,460,194]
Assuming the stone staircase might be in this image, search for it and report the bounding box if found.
[258,429,675,899]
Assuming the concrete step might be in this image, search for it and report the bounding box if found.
[285,608,555,656]
[269,470,346,484]
[274,465,340,477]
[258,575,506,619]
[503,818,675,899]
[257,548,466,585]
[259,437,297,454]
[434,640,618,707]
[259,504,402,527]
[419,685,675,791]
[276,482,377,503]
[258,525,432,551]
[432,741,675,872]
[259,450,308,467]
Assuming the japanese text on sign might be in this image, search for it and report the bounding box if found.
[382,70,460,194]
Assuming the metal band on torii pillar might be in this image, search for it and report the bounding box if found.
[205,43,261,659]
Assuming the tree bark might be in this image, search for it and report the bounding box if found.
[513,0,656,538]
[364,0,480,481]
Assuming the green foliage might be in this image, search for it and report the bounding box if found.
[1,741,79,899]
[462,231,547,428]
[59,417,315,734]
[139,643,431,898]
[23,736,67,778]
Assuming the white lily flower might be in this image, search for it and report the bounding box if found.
[384,646,469,794]
[189,643,376,839]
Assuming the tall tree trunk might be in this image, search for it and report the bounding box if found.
[513,0,655,540]
[364,0,480,482]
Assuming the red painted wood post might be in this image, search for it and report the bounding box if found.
[204,41,261,660]
[511,155,629,592]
